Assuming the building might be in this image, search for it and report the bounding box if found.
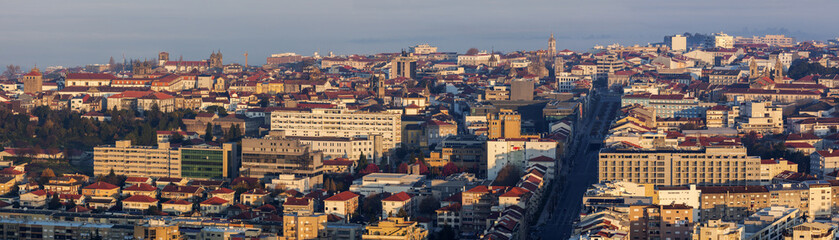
[486,138,557,180]
[548,33,556,56]
[598,146,762,186]
[65,73,115,87]
[737,101,783,134]
[270,108,399,158]
[708,32,735,48]
[122,195,159,212]
[665,34,687,51]
[742,206,803,240]
[349,173,426,196]
[283,212,327,240]
[621,93,705,118]
[409,44,437,55]
[382,192,413,219]
[390,51,417,79]
[0,218,132,240]
[239,132,324,186]
[94,140,181,178]
[267,53,302,65]
[361,217,428,240]
[759,159,798,184]
[283,197,314,215]
[487,109,522,140]
[179,143,238,180]
[784,222,835,240]
[324,222,365,240]
[22,67,43,94]
[510,79,534,101]
[627,204,694,240]
[692,219,743,240]
[324,191,360,220]
[811,149,839,178]
[288,135,380,162]
[134,219,181,240]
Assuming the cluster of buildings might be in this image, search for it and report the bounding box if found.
[571,33,839,239]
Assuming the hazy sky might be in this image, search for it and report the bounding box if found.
[2,0,838,68]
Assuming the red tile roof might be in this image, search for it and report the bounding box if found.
[84,181,119,190]
[124,183,157,192]
[283,197,311,206]
[163,199,192,205]
[210,187,235,194]
[123,195,158,203]
[325,191,360,202]
[382,192,412,202]
[201,197,229,205]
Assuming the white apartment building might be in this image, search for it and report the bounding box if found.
[486,138,557,180]
[287,136,381,162]
[93,140,181,178]
[270,108,401,156]
[737,101,783,134]
[409,44,438,54]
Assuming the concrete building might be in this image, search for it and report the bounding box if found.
[666,34,687,51]
[691,219,743,240]
[628,204,694,240]
[349,173,426,196]
[179,143,238,180]
[22,67,43,94]
[486,138,557,180]
[737,101,783,134]
[390,52,417,79]
[784,222,835,240]
[409,44,437,54]
[742,206,803,240]
[598,146,762,186]
[487,109,522,140]
[811,149,839,178]
[94,140,181,178]
[283,212,327,240]
[239,132,324,186]
[324,191,360,220]
[288,135,380,162]
[708,32,735,48]
[270,108,399,159]
[361,217,428,240]
[510,78,535,101]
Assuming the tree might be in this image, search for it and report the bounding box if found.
[2,65,21,79]
[441,162,460,176]
[258,98,270,107]
[38,168,56,185]
[109,57,116,71]
[146,205,163,215]
[466,48,480,55]
[493,164,522,186]
[204,123,214,142]
[418,196,440,215]
[65,199,76,210]
[437,225,457,240]
[48,192,61,209]
[355,153,368,173]
[397,162,409,174]
[360,194,383,222]
[360,164,380,175]
[170,132,184,144]
[396,208,408,218]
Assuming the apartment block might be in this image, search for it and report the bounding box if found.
[239,132,324,186]
[627,204,694,240]
[599,146,762,186]
[94,140,181,178]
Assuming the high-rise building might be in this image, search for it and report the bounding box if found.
[283,212,327,240]
[628,204,694,240]
[22,66,43,94]
[270,107,400,158]
[487,109,522,140]
[486,138,557,180]
[180,143,238,179]
[239,131,324,186]
[665,34,687,51]
[510,78,535,101]
[390,51,417,79]
[707,32,735,48]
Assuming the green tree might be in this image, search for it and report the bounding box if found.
[204,123,214,142]
[396,208,408,218]
[418,196,440,215]
[48,192,61,209]
[170,132,184,144]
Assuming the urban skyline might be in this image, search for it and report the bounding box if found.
[3,0,839,67]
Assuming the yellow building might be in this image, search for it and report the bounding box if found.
[282,212,327,240]
[93,140,181,178]
[22,67,43,94]
[256,81,284,94]
[488,109,521,140]
[134,219,181,240]
[362,217,428,240]
[692,219,743,240]
[784,222,835,240]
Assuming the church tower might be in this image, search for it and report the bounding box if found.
[548,33,556,56]
[158,52,169,66]
[22,66,43,94]
[749,58,758,79]
[209,51,223,68]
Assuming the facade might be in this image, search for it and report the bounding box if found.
[288,135,379,162]
[324,191,360,220]
[599,146,762,186]
[179,143,238,180]
[486,138,557,180]
[22,67,43,94]
[510,79,535,101]
[270,108,399,157]
[283,212,327,240]
[487,109,522,140]
[692,219,743,240]
[621,94,705,118]
[239,133,324,185]
[737,101,783,134]
[811,149,839,177]
[784,222,835,240]
[361,217,428,240]
[94,141,181,178]
[627,204,694,240]
[409,44,437,54]
[382,192,413,219]
[665,34,687,51]
[390,52,417,79]
[742,206,802,240]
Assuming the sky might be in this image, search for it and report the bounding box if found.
[1,0,838,68]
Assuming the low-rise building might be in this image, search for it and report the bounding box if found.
[324,191,360,220]
[361,217,428,240]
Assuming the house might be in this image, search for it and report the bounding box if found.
[435,203,462,229]
[43,177,82,194]
[324,191,360,220]
[240,189,270,206]
[200,197,230,214]
[125,177,153,187]
[382,192,414,219]
[0,167,25,183]
[0,177,15,196]
[58,194,85,205]
[210,187,236,203]
[123,183,158,198]
[87,198,116,210]
[283,197,314,215]
[162,199,193,215]
[81,182,120,199]
[122,195,159,212]
[161,185,204,200]
[156,177,188,188]
[20,189,48,208]
[811,149,839,178]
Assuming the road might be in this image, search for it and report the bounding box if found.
[535,91,621,240]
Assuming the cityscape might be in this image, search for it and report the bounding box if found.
[3,2,839,240]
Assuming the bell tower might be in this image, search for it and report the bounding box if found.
[548,33,556,56]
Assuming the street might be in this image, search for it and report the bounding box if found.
[535,91,620,240]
